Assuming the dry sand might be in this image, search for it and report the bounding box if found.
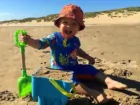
[0,14,140,105]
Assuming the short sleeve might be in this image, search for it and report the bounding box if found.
[73,37,81,49]
[76,38,81,48]
[39,33,56,49]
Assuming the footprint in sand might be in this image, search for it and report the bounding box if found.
[0,90,17,101]
[117,60,138,69]
[93,58,134,78]
[111,69,133,77]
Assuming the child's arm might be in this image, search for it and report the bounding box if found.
[77,48,95,65]
[22,35,49,49]
[77,48,89,59]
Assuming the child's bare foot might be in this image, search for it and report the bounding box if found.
[75,83,113,104]
[105,77,127,90]
[95,72,127,90]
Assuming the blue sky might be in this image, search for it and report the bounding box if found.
[0,0,140,21]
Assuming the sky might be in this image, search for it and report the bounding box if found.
[0,0,140,21]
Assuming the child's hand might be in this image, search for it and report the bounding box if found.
[22,34,31,44]
[86,55,95,65]
[21,34,40,49]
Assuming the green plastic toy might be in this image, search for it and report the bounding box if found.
[14,30,32,97]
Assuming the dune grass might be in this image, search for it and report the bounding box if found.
[0,7,140,24]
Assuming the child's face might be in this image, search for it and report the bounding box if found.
[59,17,80,38]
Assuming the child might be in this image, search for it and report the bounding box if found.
[22,4,127,104]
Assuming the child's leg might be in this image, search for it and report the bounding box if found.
[74,83,112,104]
[95,72,127,90]
[71,64,127,90]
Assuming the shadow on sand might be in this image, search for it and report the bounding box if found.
[68,74,140,105]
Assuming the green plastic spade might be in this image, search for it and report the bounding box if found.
[14,30,32,97]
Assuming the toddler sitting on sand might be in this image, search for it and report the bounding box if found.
[22,4,127,104]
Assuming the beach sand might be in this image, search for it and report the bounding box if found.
[0,15,140,104]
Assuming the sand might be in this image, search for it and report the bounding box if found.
[0,14,140,105]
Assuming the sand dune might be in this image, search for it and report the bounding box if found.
[0,12,140,26]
